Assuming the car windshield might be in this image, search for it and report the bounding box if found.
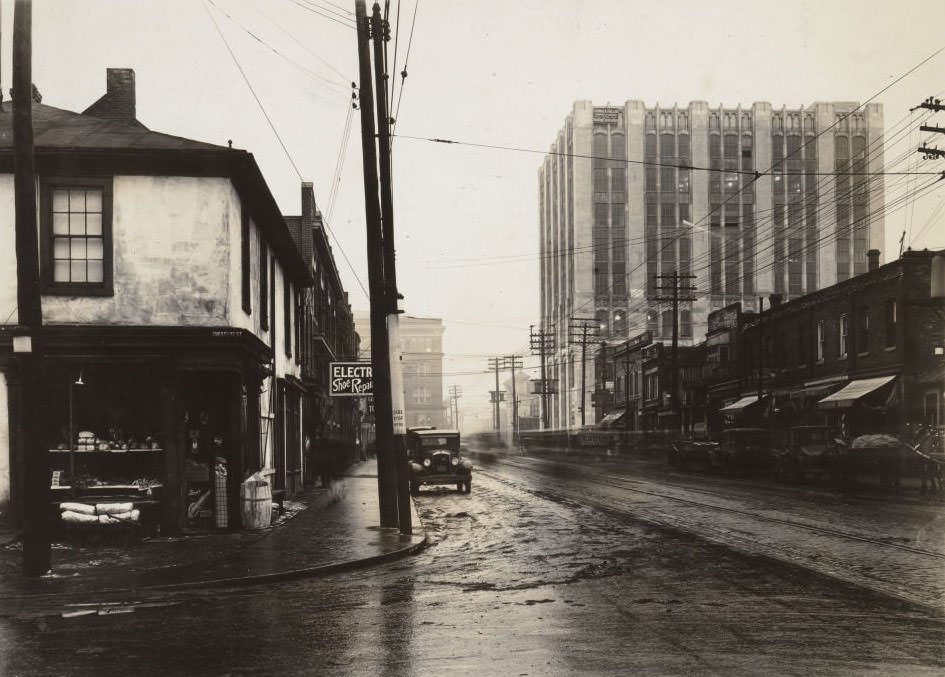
[419,436,459,450]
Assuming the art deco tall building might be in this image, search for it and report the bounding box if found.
[539,100,885,429]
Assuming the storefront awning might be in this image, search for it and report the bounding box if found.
[817,375,896,409]
[719,395,763,413]
[598,410,626,427]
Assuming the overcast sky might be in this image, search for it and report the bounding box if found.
[5,0,945,431]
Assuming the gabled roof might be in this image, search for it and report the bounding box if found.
[0,98,312,286]
[0,101,226,152]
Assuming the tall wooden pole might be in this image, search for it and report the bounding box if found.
[355,0,397,527]
[13,0,50,575]
[370,1,410,534]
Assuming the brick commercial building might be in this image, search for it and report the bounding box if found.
[539,100,885,430]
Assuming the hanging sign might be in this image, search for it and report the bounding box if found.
[330,362,374,396]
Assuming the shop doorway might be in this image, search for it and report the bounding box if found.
[179,371,242,531]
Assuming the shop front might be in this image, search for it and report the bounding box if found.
[20,326,270,538]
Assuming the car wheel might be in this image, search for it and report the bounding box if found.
[456,483,463,492]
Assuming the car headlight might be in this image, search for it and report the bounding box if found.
[422,458,431,467]
[451,457,459,466]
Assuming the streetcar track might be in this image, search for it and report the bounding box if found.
[485,456,945,561]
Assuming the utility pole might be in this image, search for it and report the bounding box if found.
[487,357,504,438]
[757,297,764,400]
[529,325,554,430]
[568,318,599,427]
[504,355,523,445]
[368,1,410,534]
[653,272,697,428]
[355,0,397,528]
[914,96,945,160]
[13,0,49,576]
[447,385,463,432]
[623,349,631,416]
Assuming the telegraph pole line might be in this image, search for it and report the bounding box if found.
[355,0,397,529]
[653,272,697,426]
[447,385,463,432]
[487,357,504,436]
[913,96,945,160]
[504,355,523,444]
[568,318,599,427]
[529,325,554,430]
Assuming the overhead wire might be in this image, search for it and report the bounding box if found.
[289,0,357,29]
[239,0,353,83]
[211,0,351,94]
[203,0,303,181]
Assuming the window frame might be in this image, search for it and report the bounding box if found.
[40,176,114,296]
[839,313,849,359]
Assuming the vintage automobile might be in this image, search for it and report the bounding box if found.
[406,428,472,494]
[719,427,777,477]
[669,438,723,473]
[781,425,838,483]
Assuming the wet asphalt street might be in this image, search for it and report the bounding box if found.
[1,453,944,676]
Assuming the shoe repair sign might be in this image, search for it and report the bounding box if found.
[330,362,374,396]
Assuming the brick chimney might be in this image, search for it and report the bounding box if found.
[82,68,137,121]
[867,249,881,272]
[300,182,316,266]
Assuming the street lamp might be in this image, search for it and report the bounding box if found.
[68,370,85,497]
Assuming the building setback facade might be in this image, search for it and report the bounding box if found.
[539,100,885,429]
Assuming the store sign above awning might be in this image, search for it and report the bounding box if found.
[330,362,373,397]
[817,375,896,409]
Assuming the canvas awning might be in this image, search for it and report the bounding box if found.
[719,395,763,413]
[598,410,626,427]
[817,375,896,409]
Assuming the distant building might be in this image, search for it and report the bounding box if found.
[354,313,446,429]
[539,100,885,429]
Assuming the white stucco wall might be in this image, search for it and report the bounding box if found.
[41,176,234,326]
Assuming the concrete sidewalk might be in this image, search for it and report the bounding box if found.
[0,459,425,604]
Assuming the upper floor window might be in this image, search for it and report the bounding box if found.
[884,299,897,348]
[839,313,849,358]
[41,177,113,296]
[857,307,870,354]
[816,320,825,362]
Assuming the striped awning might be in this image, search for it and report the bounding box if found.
[817,375,896,409]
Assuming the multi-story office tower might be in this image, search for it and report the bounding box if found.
[539,100,885,429]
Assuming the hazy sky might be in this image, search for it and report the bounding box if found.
[5,0,944,431]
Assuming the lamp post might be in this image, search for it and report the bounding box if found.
[68,370,84,497]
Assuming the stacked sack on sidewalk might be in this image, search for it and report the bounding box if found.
[59,502,141,525]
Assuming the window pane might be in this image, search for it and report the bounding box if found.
[52,190,69,212]
[53,261,70,282]
[53,237,70,259]
[69,190,85,212]
[87,260,104,283]
[71,261,87,282]
[85,190,103,212]
[86,213,102,236]
[71,238,87,259]
[53,213,69,235]
[87,238,104,259]
[69,213,85,235]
